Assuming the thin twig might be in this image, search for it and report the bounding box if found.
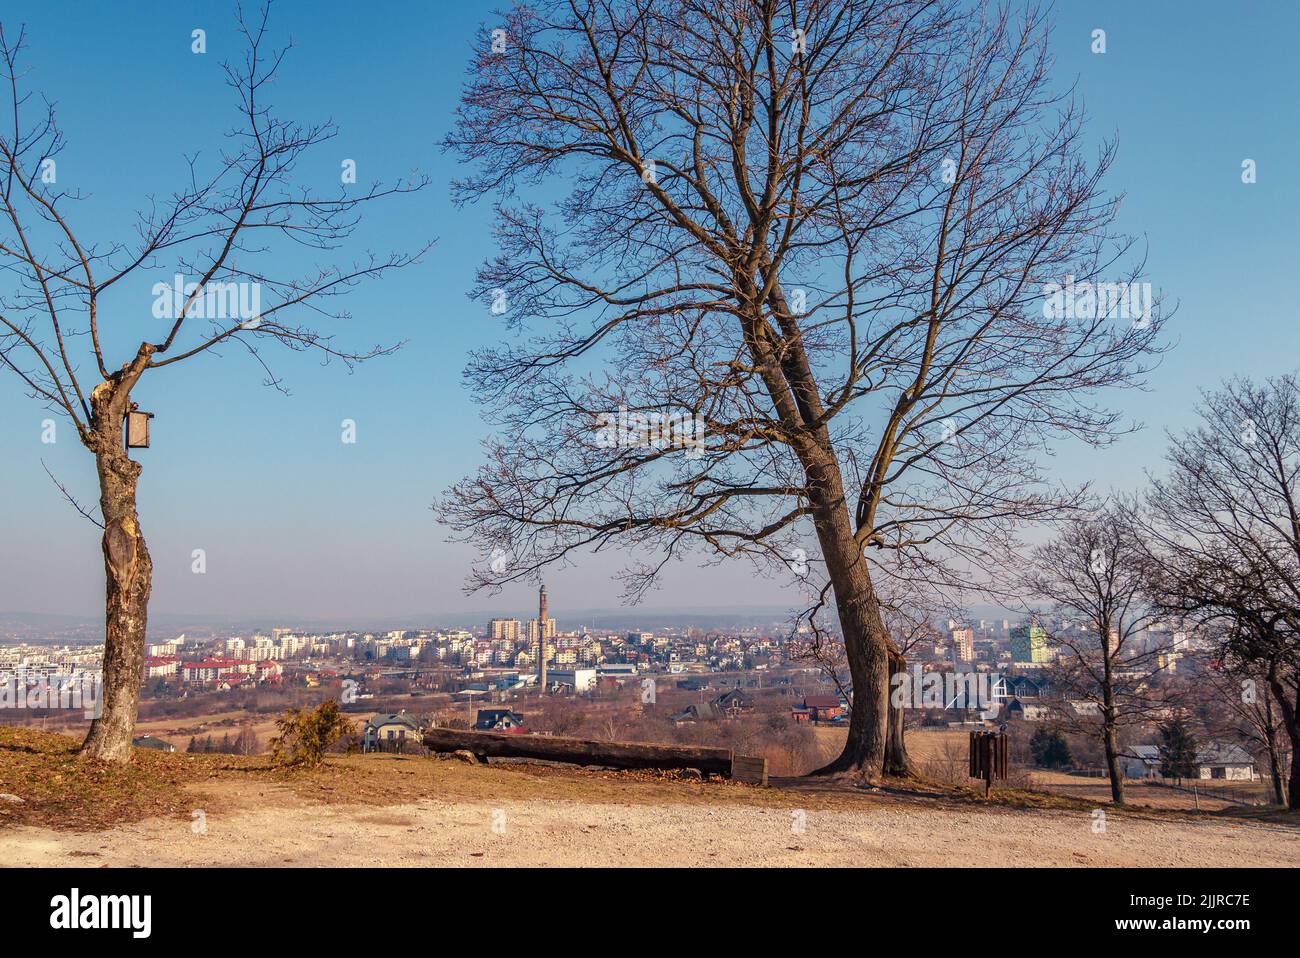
[41,458,102,528]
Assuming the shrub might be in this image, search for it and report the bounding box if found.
[270,700,354,768]
[1029,728,1073,769]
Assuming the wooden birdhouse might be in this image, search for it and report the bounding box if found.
[125,408,154,449]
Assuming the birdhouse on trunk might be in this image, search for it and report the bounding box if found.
[125,408,154,449]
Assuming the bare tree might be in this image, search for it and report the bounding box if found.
[0,6,428,761]
[790,565,951,742]
[1021,501,1177,804]
[438,0,1164,780]
[1190,654,1291,806]
[1144,375,1300,808]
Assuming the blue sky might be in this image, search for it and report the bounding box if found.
[1,1,1297,624]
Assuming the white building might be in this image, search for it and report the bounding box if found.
[145,637,183,657]
[546,668,597,693]
[1122,744,1257,781]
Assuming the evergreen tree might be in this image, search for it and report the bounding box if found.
[1158,717,1199,782]
[1030,728,1073,769]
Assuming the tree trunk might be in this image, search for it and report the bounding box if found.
[1097,626,1124,804]
[810,601,890,778]
[79,379,153,762]
[1286,731,1300,812]
[884,645,914,776]
[803,460,911,780]
[743,282,911,781]
[1284,720,1300,812]
[1260,689,1286,806]
[1264,727,1285,807]
[422,727,734,775]
[1265,671,1299,811]
[1102,720,1125,805]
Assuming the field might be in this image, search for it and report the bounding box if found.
[814,727,1276,813]
[1,726,1296,868]
[16,709,1280,813]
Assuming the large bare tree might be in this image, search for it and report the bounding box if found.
[0,7,428,760]
[1144,375,1300,808]
[790,564,952,728]
[439,0,1163,779]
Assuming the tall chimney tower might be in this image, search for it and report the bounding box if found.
[537,584,548,693]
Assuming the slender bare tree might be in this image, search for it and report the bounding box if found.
[438,0,1164,780]
[1190,653,1291,806]
[0,6,428,761]
[1021,501,1177,804]
[1144,375,1300,808]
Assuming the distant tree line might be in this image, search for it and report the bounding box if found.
[186,725,261,756]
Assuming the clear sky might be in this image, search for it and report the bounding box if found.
[1,1,1297,624]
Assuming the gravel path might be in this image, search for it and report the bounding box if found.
[4,797,1296,867]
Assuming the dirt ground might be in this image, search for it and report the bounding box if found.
[4,753,1298,868]
[6,779,1297,868]
[3,726,1295,868]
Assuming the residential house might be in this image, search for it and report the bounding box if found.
[1002,696,1051,722]
[801,694,846,723]
[670,702,718,725]
[1004,675,1043,699]
[1122,743,1258,781]
[362,712,425,752]
[711,688,754,717]
[474,708,528,732]
[1193,744,1258,780]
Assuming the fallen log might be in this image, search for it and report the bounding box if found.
[422,727,733,776]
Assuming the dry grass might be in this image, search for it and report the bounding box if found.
[0,725,233,830]
[4,725,1290,837]
[0,726,804,831]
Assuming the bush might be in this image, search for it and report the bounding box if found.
[270,700,354,768]
[1029,728,1073,769]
